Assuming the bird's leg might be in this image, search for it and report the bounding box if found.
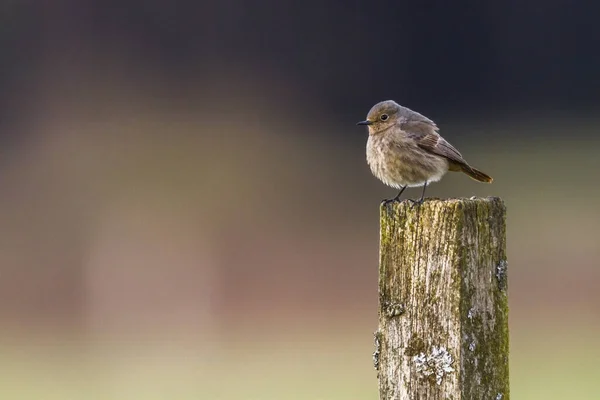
[382,186,407,205]
[408,182,428,207]
[393,186,407,202]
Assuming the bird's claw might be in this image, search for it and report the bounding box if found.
[407,198,425,208]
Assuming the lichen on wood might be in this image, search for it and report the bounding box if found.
[376,197,508,400]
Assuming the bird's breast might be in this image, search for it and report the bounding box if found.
[366,134,448,187]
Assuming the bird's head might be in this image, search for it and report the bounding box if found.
[356,100,404,134]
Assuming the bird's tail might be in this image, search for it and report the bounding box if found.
[461,165,493,183]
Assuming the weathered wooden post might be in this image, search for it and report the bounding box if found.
[374,197,509,400]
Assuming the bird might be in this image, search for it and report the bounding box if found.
[357,100,492,204]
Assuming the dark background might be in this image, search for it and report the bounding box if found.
[0,2,598,399]
[3,1,600,131]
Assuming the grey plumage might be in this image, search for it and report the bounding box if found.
[357,100,492,202]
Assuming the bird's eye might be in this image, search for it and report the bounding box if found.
[380,114,389,121]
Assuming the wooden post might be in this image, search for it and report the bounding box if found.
[374,197,509,400]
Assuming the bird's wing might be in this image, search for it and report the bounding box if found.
[401,120,468,166]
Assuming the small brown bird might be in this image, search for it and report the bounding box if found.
[357,100,492,203]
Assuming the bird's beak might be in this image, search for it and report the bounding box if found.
[356,120,372,126]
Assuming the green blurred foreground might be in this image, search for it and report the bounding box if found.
[1,324,599,400]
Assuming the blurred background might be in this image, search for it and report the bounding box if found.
[0,1,598,399]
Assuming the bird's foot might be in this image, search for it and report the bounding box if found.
[406,198,425,208]
[381,198,397,207]
[381,195,404,206]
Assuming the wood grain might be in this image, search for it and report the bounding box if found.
[375,197,509,400]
